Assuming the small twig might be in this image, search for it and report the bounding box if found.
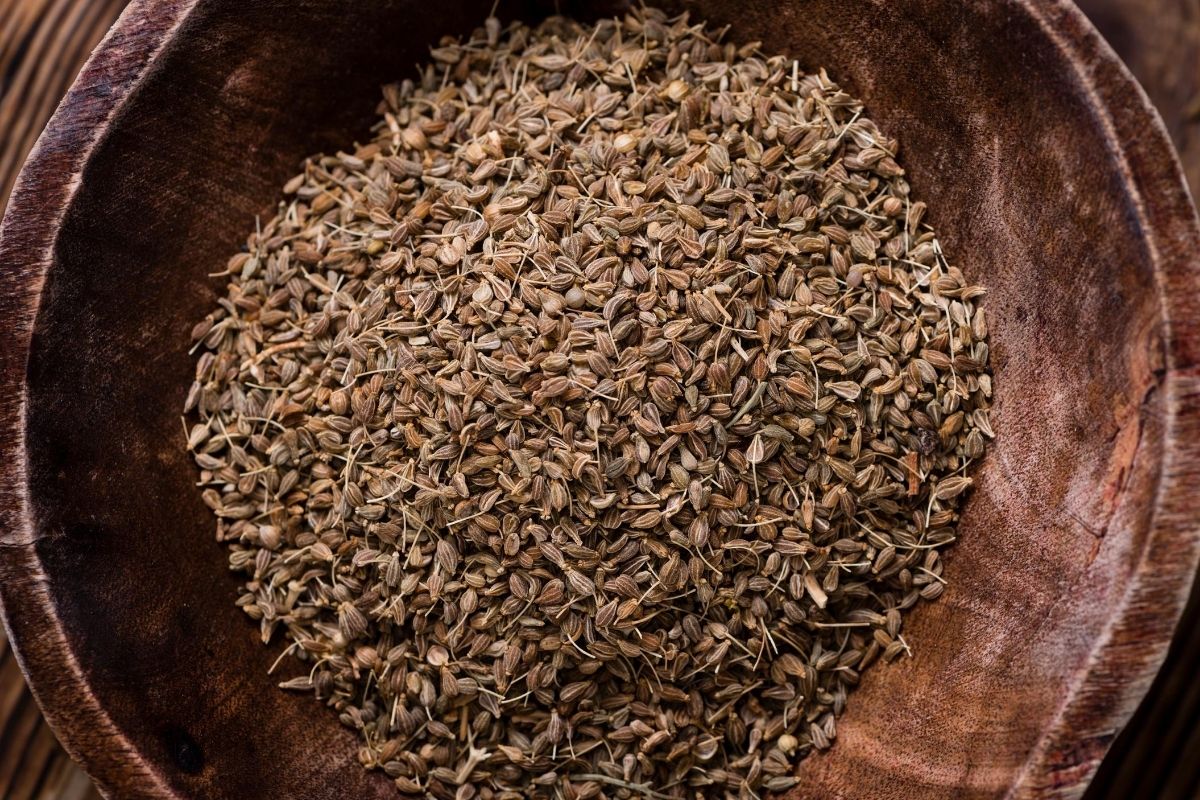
[572,774,675,800]
[729,381,767,424]
[238,340,307,373]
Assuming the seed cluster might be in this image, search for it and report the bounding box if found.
[186,8,992,799]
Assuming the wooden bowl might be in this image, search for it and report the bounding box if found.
[1,1,1197,797]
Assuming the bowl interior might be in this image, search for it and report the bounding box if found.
[18,0,1170,797]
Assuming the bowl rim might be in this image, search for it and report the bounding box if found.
[1,0,1197,797]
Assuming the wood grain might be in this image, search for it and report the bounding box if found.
[0,0,129,210]
[0,629,100,800]
[1073,8,1200,799]
[0,1,1196,799]
[0,0,125,796]
[1077,0,1200,194]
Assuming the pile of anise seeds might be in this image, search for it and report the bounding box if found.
[186,8,992,799]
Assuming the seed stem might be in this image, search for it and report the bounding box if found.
[572,775,674,800]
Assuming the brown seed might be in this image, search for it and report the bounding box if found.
[187,8,992,799]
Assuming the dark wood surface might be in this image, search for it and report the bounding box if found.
[0,0,129,212]
[0,629,99,799]
[1078,0,1200,194]
[1073,6,1200,798]
[1,3,127,796]
[0,1,1197,798]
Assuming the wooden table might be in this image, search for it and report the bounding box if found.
[1,3,127,795]
[1072,8,1200,799]
[0,627,98,799]
[0,1,1196,797]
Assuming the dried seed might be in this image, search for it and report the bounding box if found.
[188,9,992,799]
